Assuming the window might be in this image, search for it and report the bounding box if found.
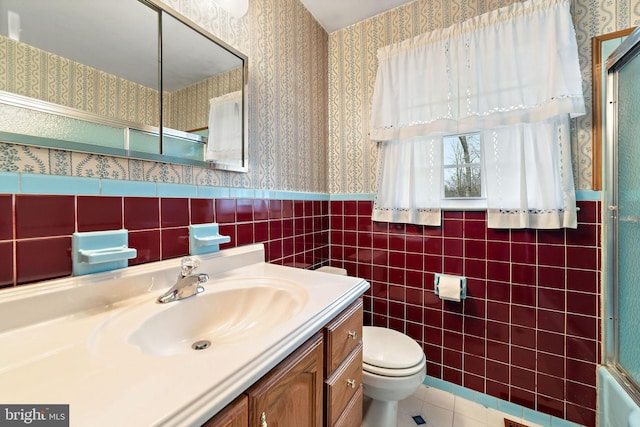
[441,133,486,210]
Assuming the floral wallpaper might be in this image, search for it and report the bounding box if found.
[0,35,160,127]
[327,0,640,193]
[165,67,243,132]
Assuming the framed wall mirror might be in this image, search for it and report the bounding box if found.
[0,0,248,172]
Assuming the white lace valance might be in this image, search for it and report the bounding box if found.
[370,0,585,142]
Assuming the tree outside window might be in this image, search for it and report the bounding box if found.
[443,133,482,198]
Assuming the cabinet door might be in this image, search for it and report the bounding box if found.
[203,395,248,427]
[247,333,324,427]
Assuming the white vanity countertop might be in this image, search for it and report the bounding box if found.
[0,244,369,426]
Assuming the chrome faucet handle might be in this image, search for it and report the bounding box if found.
[180,257,200,277]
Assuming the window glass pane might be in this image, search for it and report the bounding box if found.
[443,133,482,199]
[444,166,482,197]
[443,134,481,166]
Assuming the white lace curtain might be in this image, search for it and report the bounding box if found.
[370,0,585,228]
[206,90,242,161]
[373,136,443,225]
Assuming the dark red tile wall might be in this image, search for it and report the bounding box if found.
[0,195,329,287]
[329,199,601,426]
[0,192,601,425]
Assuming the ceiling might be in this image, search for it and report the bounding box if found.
[299,0,415,33]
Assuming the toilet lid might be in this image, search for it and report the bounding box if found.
[363,326,425,369]
[363,358,425,377]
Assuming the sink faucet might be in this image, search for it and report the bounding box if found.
[157,257,209,303]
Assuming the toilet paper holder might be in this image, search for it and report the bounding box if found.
[433,274,467,300]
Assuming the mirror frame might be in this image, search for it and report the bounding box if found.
[0,0,249,172]
[591,27,635,190]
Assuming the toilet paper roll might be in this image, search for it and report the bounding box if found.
[437,275,461,302]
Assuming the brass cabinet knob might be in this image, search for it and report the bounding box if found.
[346,379,357,388]
[260,412,267,427]
[348,330,358,339]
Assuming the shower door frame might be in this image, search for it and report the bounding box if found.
[604,26,640,406]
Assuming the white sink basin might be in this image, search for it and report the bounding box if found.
[0,244,370,427]
[94,277,308,357]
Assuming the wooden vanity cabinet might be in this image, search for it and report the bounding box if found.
[203,300,364,427]
[203,395,248,427]
[323,299,363,427]
[246,332,324,427]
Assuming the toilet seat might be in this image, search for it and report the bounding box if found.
[362,326,426,377]
[363,357,425,377]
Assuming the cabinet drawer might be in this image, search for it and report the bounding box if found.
[325,344,362,426]
[333,386,363,427]
[324,299,363,376]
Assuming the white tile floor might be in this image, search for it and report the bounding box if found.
[396,385,544,427]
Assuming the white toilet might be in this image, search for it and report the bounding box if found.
[362,326,426,427]
[315,266,426,427]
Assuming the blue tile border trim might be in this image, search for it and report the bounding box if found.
[423,376,584,427]
[157,182,198,198]
[197,186,230,199]
[330,193,376,201]
[229,188,256,199]
[0,173,602,206]
[21,174,100,195]
[0,172,20,193]
[329,191,602,202]
[576,190,601,201]
[0,172,331,200]
[101,179,156,197]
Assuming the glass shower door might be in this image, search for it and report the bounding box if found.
[606,28,640,398]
